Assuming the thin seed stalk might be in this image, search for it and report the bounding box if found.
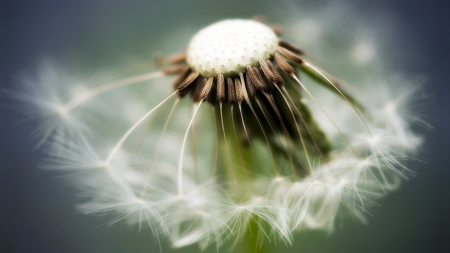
[218,104,256,200]
[283,78,332,158]
[296,63,364,110]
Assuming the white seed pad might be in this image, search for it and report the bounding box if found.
[186,19,279,77]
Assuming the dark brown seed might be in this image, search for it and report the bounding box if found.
[246,65,264,90]
[168,51,187,64]
[259,59,276,83]
[277,46,304,64]
[177,72,200,91]
[172,65,191,89]
[254,67,272,91]
[162,64,189,75]
[278,40,304,54]
[206,89,215,104]
[234,77,244,103]
[274,52,295,76]
[200,77,214,101]
[267,60,284,85]
[245,73,257,97]
[190,78,205,102]
[217,74,225,103]
[177,88,191,98]
[227,77,236,104]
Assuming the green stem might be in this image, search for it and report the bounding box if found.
[242,218,269,253]
[217,105,270,252]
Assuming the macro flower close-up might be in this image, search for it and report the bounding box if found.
[2,0,449,253]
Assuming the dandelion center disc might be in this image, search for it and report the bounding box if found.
[186,19,279,77]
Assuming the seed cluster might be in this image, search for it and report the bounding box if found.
[21,14,424,250]
[167,43,306,105]
[164,20,313,106]
[186,19,279,77]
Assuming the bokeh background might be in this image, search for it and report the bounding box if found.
[1,0,449,252]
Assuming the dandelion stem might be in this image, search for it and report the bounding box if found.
[237,104,269,176]
[231,105,248,176]
[220,103,243,204]
[247,103,279,176]
[211,105,220,177]
[242,217,269,253]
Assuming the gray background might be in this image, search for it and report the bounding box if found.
[1,0,449,252]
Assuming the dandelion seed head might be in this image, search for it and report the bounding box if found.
[186,19,278,77]
[17,3,428,250]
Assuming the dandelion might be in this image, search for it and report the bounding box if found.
[18,9,425,252]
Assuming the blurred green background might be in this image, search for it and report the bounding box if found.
[1,0,449,252]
